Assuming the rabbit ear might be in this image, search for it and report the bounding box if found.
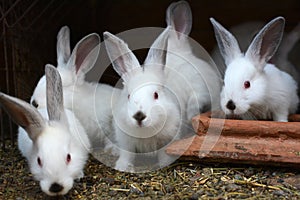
[0,92,45,142]
[166,0,192,37]
[144,27,169,69]
[45,64,66,122]
[210,18,242,65]
[246,17,285,70]
[68,33,100,75]
[57,26,71,67]
[103,31,140,78]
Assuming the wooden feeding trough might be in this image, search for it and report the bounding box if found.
[166,111,300,167]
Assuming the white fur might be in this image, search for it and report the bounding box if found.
[211,20,300,86]
[211,21,264,76]
[0,65,90,196]
[31,26,119,152]
[104,1,222,171]
[166,1,221,122]
[18,109,90,196]
[211,17,299,121]
[104,28,182,172]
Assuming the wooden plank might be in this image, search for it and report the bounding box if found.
[166,112,300,167]
[192,112,300,138]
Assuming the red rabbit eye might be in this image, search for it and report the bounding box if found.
[244,81,251,89]
[66,154,71,164]
[154,92,159,100]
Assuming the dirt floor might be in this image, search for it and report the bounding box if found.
[0,142,300,200]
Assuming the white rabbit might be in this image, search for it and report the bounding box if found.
[104,27,182,172]
[211,21,264,76]
[30,26,119,155]
[210,16,299,121]
[0,65,90,196]
[211,20,300,85]
[165,1,222,122]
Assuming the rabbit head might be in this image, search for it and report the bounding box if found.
[31,26,100,110]
[210,17,285,117]
[104,27,179,137]
[0,65,90,196]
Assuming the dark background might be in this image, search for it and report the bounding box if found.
[0,0,300,144]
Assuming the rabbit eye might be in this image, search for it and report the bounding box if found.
[37,157,42,167]
[32,100,38,108]
[128,94,130,100]
[244,81,251,89]
[66,154,71,164]
[154,92,159,100]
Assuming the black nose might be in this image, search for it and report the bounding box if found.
[49,182,64,193]
[226,100,236,110]
[31,100,39,108]
[133,111,146,123]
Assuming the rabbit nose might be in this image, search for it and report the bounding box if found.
[133,111,146,123]
[226,100,236,110]
[31,99,39,108]
[49,182,64,193]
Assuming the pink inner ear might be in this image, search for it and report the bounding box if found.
[259,33,275,61]
[75,52,85,74]
[114,55,128,75]
[255,19,284,63]
[3,99,30,128]
[174,16,186,35]
[171,2,191,37]
[74,36,99,74]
